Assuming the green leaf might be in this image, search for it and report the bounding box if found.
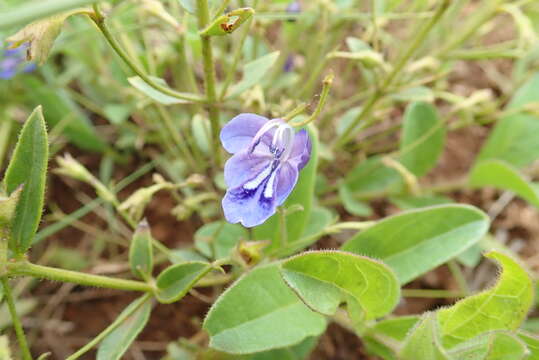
[363,316,420,359]
[469,159,539,208]
[447,332,528,360]
[128,76,191,105]
[3,106,49,254]
[391,86,435,103]
[7,9,85,64]
[21,76,106,152]
[203,264,326,354]
[343,155,400,196]
[341,205,489,284]
[228,51,280,97]
[280,250,400,319]
[200,7,254,36]
[254,125,319,250]
[517,331,539,359]
[389,194,452,210]
[245,337,318,360]
[399,313,450,360]
[129,220,154,279]
[437,251,534,348]
[194,221,248,260]
[399,102,445,177]
[97,296,152,360]
[339,185,372,216]
[476,73,539,168]
[156,262,213,303]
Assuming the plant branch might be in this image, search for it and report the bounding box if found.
[7,261,154,293]
[1,278,32,360]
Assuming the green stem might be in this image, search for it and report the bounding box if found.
[333,0,451,149]
[90,5,203,103]
[65,293,152,360]
[402,288,465,298]
[448,260,470,296]
[197,0,222,167]
[1,278,32,360]
[7,261,154,293]
[290,73,334,127]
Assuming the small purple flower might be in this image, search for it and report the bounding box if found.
[286,1,301,14]
[283,54,295,72]
[0,43,34,80]
[221,114,311,227]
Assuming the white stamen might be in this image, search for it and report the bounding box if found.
[243,165,272,190]
[249,119,282,153]
[264,167,279,199]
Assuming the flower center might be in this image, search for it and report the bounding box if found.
[249,119,294,162]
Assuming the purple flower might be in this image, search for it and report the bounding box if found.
[0,43,34,80]
[286,1,301,14]
[221,114,311,227]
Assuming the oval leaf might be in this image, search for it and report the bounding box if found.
[399,102,445,177]
[203,264,326,354]
[156,261,213,303]
[341,205,489,284]
[476,73,539,168]
[437,251,534,348]
[280,250,400,320]
[97,296,152,360]
[3,106,49,254]
[469,159,539,208]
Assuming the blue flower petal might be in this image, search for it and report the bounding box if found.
[288,129,311,170]
[222,166,279,227]
[275,162,299,206]
[224,150,272,189]
[220,113,272,154]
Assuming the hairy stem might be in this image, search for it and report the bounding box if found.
[7,261,154,293]
[1,278,32,360]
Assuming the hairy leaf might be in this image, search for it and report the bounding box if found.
[156,262,213,303]
[437,251,534,348]
[342,205,489,284]
[203,264,326,354]
[3,106,49,254]
[281,250,400,319]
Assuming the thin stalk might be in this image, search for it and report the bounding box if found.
[65,293,152,360]
[402,288,465,298]
[90,5,203,103]
[197,0,222,167]
[290,73,334,127]
[333,0,451,149]
[1,278,33,360]
[7,261,154,293]
[278,208,288,248]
